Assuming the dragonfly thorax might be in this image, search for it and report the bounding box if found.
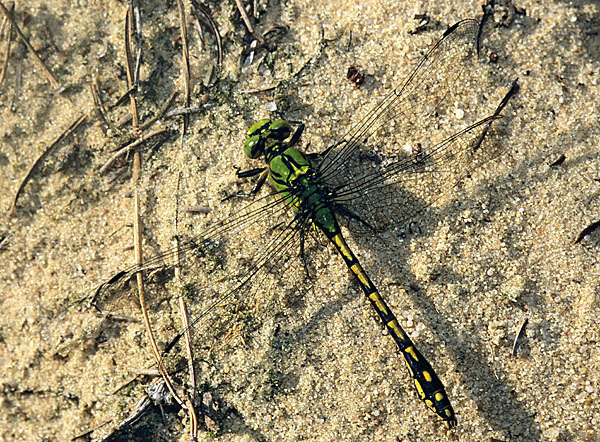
[244,119,340,235]
[268,146,338,235]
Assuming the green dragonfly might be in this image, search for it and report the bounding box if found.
[98,18,518,428]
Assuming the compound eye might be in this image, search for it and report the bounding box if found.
[246,118,271,138]
[243,135,263,159]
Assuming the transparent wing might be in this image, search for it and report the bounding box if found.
[319,19,481,179]
[315,19,512,232]
[336,74,517,233]
[94,188,315,384]
[330,115,505,233]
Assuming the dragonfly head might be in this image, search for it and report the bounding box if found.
[244,119,292,159]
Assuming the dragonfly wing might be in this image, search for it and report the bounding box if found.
[318,19,482,181]
[316,19,514,233]
[93,190,314,385]
[331,114,507,233]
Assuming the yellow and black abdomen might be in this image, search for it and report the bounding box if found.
[324,229,457,427]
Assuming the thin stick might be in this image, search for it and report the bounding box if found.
[9,52,19,110]
[125,6,140,137]
[186,395,199,441]
[129,0,143,85]
[125,3,186,411]
[110,85,137,110]
[132,185,186,411]
[511,317,529,357]
[176,172,198,433]
[132,151,186,409]
[0,0,63,93]
[132,155,186,409]
[190,0,223,68]
[44,25,66,60]
[163,106,201,118]
[8,114,87,216]
[233,0,264,44]
[139,89,178,131]
[0,2,13,91]
[239,85,277,94]
[176,0,191,140]
[0,5,7,36]
[90,79,111,132]
[98,127,168,175]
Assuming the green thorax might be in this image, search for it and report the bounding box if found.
[243,119,337,234]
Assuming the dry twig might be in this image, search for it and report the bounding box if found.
[190,0,223,69]
[125,7,140,136]
[511,317,528,357]
[129,0,143,85]
[175,172,199,438]
[0,1,64,94]
[124,1,186,414]
[8,114,87,216]
[163,105,201,118]
[176,0,191,140]
[90,79,111,132]
[139,89,178,131]
[98,127,168,175]
[233,0,264,44]
[0,1,13,91]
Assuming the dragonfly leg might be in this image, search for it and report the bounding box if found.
[236,166,267,179]
[472,79,520,152]
[336,204,376,232]
[287,123,305,147]
[222,168,269,201]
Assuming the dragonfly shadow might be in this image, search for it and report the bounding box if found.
[391,137,548,438]
[306,99,547,435]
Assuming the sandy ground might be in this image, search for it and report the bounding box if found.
[0,0,599,441]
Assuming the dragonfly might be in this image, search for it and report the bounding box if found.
[97,18,518,429]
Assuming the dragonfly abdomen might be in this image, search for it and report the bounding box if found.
[324,229,457,427]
